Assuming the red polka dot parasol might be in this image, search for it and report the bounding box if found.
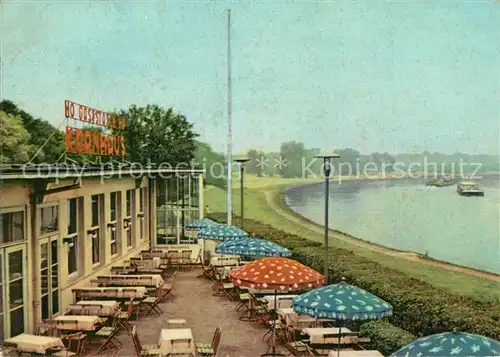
[230,257,325,291]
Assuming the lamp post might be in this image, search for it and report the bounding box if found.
[314,152,340,282]
[235,157,250,227]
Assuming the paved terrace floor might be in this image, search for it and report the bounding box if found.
[93,268,285,357]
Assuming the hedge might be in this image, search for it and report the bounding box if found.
[208,213,500,344]
[359,321,415,356]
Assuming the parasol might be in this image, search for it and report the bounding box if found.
[230,257,325,357]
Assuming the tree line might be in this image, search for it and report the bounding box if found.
[1,100,498,188]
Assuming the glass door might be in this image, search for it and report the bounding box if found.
[39,237,60,321]
[5,245,27,337]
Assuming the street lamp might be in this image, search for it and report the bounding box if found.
[235,157,250,227]
[314,152,340,282]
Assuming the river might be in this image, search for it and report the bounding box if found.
[284,176,500,274]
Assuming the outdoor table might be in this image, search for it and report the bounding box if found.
[49,315,105,331]
[129,257,161,269]
[3,334,64,354]
[262,294,297,309]
[73,286,147,299]
[211,259,239,267]
[250,288,296,296]
[141,251,167,259]
[278,308,326,328]
[96,274,164,287]
[158,328,195,356]
[210,256,240,266]
[302,327,353,344]
[329,350,383,357]
[76,300,120,316]
[215,266,237,279]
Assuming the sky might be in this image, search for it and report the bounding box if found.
[2,1,500,155]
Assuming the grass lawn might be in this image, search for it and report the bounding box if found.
[204,175,500,303]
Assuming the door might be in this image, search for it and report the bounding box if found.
[39,237,60,321]
[5,245,27,337]
[0,251,4,342]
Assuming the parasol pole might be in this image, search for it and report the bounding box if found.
[338,326,341,357]
[261,289,285,357]
[226,8,233,226]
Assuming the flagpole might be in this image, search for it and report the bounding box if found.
[226,8,233,226]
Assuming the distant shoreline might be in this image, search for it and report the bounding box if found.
[268,179,500,282]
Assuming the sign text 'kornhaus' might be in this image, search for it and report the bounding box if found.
[64,100,126,157]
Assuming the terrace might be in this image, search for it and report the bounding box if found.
[4,254,379,357]
[92,268,279,357]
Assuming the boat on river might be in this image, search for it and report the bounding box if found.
[457,181,484,197]
[426,177,455,187]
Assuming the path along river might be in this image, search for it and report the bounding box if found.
[285,176,500,275]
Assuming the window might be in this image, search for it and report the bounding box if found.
[66,198,78,276]
[139,188,145,240]
[0,211,24,244]
[125,222,132,247]
[91,195,101,265]
[67,199,77,235]
[125,190,133,247]
[91,195,99,227]
[110,229,118,255]
[40,205,59,235]
[156,175,200,245]
[139,189,144,213]
[67,236,77,275]
[91,229,100,265]
[110,192,117,222]
[126,190,132,217]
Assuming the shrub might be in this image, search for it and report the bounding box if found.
[208,213,500,343]
[360,321,415,356]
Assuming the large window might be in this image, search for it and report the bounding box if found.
[125,190,133,247]
[40,205,59,235]
[110,192,117,222]
[66,198,78,276]
[0,211,24,244]
[91,195,101,265]
[40,238,59,320]
[156,174,201,245]
[126,190,132,217]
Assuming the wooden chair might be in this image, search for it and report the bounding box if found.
[198,264,215,281]
[196,327,221,356]
[115,298,135,332]
[64,332,87,356]
[131,325,161,356]
[36,321,56,336]
[284,326,312,356]
[140,288,170,318]
[95,326,122,353]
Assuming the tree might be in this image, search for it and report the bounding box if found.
[0,111,33,164]
[116,104,198,167]
[246,149,265,177]
[280,141,306,178]
[0,100,64,163]
[194,141,226,189]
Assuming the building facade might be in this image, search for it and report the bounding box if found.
[0,166,203,341]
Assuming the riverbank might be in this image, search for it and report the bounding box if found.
[204,175,500,302]
[273,189,500,281]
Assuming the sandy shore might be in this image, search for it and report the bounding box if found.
[264,188,500,282]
